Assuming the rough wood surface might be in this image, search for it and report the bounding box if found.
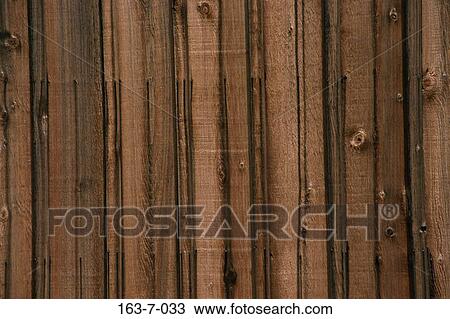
[422,0,450,298]
[0,0,33,299]
[340,0,377,298]
[0,0,448,299]
[374,0,410,298]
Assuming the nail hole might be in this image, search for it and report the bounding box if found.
[385,227,396,238]
[420,224,427,233]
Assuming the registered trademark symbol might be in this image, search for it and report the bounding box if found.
[380,204,400,220]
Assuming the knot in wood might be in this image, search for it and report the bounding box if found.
[423,71,438,98]
[0,109,8,126]
[389,8,398,22]
[377,190,386,202]
[4,34,20,50]
[224,269,237,285]
[0,207,8,221]
[197,2,211,17]
[217,156,227,190]
[350,129,368,151]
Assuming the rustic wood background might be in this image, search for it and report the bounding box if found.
[0,0,449,299]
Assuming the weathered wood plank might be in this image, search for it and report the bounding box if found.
[29,0,50,299]
[374,0,410,298]
[263,0,299,299]
[104,1,153,298]
[42,0,105,298]
[186,0,225,298]
[247,0,269,299]
[297,0,328,298]
[220,0,252,298]
[147,0,178,298]
[422,0,450,299]
[339,0,377,298]
[403,0,429,299]
[0,0,34,299]
[172,0,197,299]
[101,0,122,299]
[322,0,346,299]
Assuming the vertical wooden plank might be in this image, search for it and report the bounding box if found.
[105,1,153,298]
[172,0,197,299]
[45,0,79,298]
[29,0,50,299]
[403,0,429,299]
[322,0,345,299]
[101,0,122,299]
[339,0,377,298]
[43,0,105,298]
[263,0,299,298]
[0,0,33,298]
[186,0,224,298]
[220,0,252,298]
[297,0,328,298]
[422,0,450,298]
[374,0,410,298]
[75,1,106,299]
[148,0,178,298]
[247,0,269,299]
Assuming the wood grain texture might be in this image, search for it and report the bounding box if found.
[101,0,122,299]
[0,0,448,299]
[172,0,197,298]
[374,0,410,298]
[404,0,429,298]
[220,0,252,299]
[247,0,270,299]
[186,0,225,298]
[0,0,33,298]
[263,0,299,299]
[322,0,346,298]
[340,0,377,298]
[41,0,105,298]
[297,0,328,299]
[147,0,179,298]
[422,0,450,299]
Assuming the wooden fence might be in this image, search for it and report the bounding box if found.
[0,0,449,298]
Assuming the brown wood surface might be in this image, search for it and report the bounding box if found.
[422,0,450,298]
[0,0,449,299]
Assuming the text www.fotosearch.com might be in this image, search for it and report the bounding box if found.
[193,302,333,316]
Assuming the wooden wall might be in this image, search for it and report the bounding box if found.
[0,0,449,298]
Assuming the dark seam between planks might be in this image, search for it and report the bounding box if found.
[294,0,303,299]
[322,0,348,299]
[402,0,428,299]
[169,0,183,298]
[243,0,257,300]
[257,0,271,298]
[181,0,197,298]
[371,0,381,300]
[97,0,109,300]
